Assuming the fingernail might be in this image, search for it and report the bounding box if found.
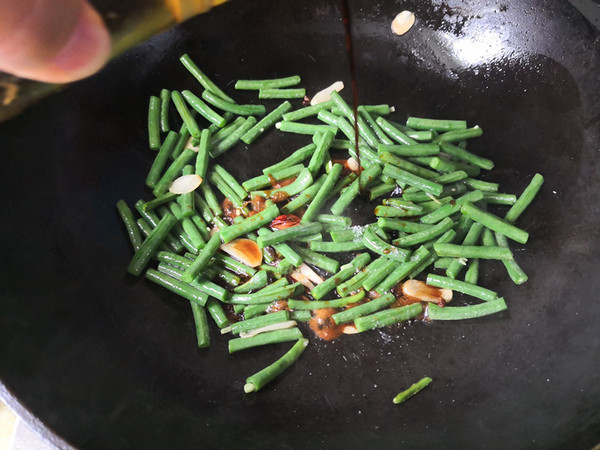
[49,1,111,82]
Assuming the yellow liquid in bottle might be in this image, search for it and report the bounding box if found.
[0,0,228,121]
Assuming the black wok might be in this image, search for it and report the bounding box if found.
[1,0,599,448]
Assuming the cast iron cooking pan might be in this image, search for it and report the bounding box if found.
[1,0,599,448]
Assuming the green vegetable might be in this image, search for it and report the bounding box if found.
[244,338,308,393]
[505,173,544,223]
[426,273,498,301]
[127,213,178,276]
[116,200,143,252]
[241,101,293,144]
[147,95,161,150]
[236,76,301,90]
[406,116,466,131]
[179,54,235,103]
[392,376,432,404]
[159,89,171,133]
[427,298,508,320]
[228,327,303,354]
[461,202,529,244]
[122,61,544,394]
[355,303,423,333]
[332,293,396,325]
[181,90,227,128]
[190,302,210,348]
[258,88,306,99]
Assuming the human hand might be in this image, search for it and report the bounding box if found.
[0,0,111,83]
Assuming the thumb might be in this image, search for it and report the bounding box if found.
[0,0,111,83]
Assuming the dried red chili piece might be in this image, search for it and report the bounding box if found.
[270,214,301,230]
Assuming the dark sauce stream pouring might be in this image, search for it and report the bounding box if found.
[339,0,362,176]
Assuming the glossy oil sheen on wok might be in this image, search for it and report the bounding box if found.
[1,1,599,448]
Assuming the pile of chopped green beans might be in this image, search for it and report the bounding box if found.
[117,53,544,395]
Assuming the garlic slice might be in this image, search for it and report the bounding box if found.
[291,264,324,291]
[310,81,344,105]
[290,269,315,291]
[168,174,203,194]
[220,238,263,268]
[298,263,324,284]
[402,279,452,303]
[185,136,200,152]
[391,11,416,36]
[347,156,360,172]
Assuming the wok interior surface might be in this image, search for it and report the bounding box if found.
[1,0,599,448]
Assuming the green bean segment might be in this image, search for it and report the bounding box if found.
[128,213,178,276]
[148,95,161,150]
[407,116,467,131]
[288,290,366,310]
[362,224,411,261]
[393,217,455,247]
[461,202,529,244]
[332,293,396,325]
[355,303,423,333]
[179,54,235,103]
[228,328,303,354]
[426,274,497,301]
[220,203,280,244]
[202,89,266,116]
[236,76,301,90]
[505,173,544,223]
[433,243,513,260]
[181,90,227,128]
[259,88,306,99]
[392,376,432,404]
[427,298,507,320]
[230,310,290,335]
[244,338,308,393]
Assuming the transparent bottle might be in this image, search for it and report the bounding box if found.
[0,0,227,122]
